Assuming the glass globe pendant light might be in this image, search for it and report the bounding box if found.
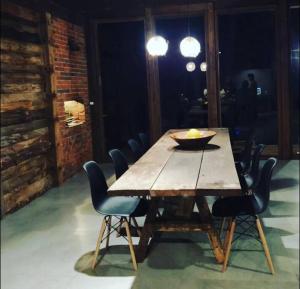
[186,61,196,72]
[200,62,207,72]
[180,36,201,58]
[146,36,168,56]
[179,0,201,58]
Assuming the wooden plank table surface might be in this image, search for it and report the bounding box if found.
[109,128,240,197]
[108,128,241,264]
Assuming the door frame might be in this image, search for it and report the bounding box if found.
[86,17,146,161]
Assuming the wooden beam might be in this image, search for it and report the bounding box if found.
[217,5,276,15]
[206,3,221,128]
[86,19,107,162]
[276,0,292,159]
[95,16,145,24]
[151,3,209,17]
[144,9,161,143]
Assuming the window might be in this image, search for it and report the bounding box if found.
[156,16,207,132]
[218,12,277,149]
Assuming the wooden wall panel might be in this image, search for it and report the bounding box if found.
[0,1,54,215]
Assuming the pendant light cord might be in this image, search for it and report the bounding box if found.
[187,0,191,36]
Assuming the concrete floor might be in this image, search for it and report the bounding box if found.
[1,161,299,289]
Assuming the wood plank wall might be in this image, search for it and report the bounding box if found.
[0,1,54,215]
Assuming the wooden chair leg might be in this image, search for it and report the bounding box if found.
[222,218,231,250]
[92,217,107,270]
[207,228,225,264]
[132,217,142,237]
[256,216,275,275]
[222,218,236,272]
[124,217,138,271]
[105,216,112,250]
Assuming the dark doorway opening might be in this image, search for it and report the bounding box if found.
[98,21,148,155]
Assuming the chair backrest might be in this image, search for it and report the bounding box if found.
[253,157,277,214]
[138,132,150,152]
[108,149,129,179]
[241,131,256,172]
[83,161,108,210]
[128,138,143,161]
[249,144,265,180]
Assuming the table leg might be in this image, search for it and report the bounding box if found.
[136,198,159,263]
[195,196,224,264]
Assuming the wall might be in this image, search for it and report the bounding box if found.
[51,16,92,184]
[0,1,54,215]
[0,1,93,215]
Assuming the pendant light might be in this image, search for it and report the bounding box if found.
[179,0,201,58]
[200,62,207,72]
[180,37,201,58]
[186,61,196,72]
[146,35,168,56]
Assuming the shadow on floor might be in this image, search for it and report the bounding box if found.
[271,178,299,191]
[74,246,136,277]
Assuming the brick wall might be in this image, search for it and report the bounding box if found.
[52,17,93,183]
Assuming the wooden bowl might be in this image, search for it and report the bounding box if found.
[170,130,216,149]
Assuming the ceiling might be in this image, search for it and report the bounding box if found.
[50,0,281,16]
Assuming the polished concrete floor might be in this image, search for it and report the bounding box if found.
[1,161,299,289]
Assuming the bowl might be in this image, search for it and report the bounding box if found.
[170,130,216,149]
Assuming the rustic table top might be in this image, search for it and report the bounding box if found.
[108,128,241,197]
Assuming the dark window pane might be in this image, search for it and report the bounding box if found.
[218,12,277,146]
[156,16,207,132]
[289,7,300,154]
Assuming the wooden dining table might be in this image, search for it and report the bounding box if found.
[108,128,241,264]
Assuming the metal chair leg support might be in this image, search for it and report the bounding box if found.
[256,216,275,275]
[105,216,112,250]
[92,216,108,270]
[222,218,236,272]
[219,217,226,237]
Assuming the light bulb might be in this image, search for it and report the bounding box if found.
[146,36,168,56]
[200,62,207,72]
[186,61,196,72]
[180,37,201,58]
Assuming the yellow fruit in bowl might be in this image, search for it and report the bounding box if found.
[186,128,202,139]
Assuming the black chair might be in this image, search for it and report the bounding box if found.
[138,132,150,152]
[108,149,129,179]
[212,158,277,274]
[128,138,143,161]
[235,131,256,175]
[239,144,265,192]
[83,161,148,271]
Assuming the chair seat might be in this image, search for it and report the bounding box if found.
[96,196,148,217]
[212,196,256,217]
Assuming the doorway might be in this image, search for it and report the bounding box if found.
[96,21,148,159]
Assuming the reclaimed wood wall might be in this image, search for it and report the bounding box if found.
[0,1,54,215]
